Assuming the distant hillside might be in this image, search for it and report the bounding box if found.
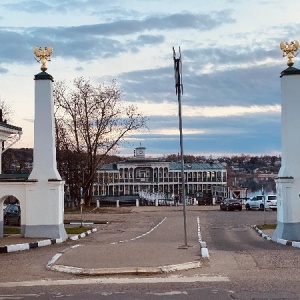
[2,148,33,174]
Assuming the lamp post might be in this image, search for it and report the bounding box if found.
[262,185,266,225]
[80,186,84,227]
[173,46,188,247]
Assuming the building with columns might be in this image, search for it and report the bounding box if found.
[92,146,227,202]
[0,110,23,174]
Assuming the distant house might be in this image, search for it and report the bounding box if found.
[274,160,281,166]
[231,166,245,173]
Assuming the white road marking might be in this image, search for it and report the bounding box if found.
[0,275,229,288]
[47,244,83,268]
[110,217,167,244]
[0,294,39,299]
[148,291,188,296]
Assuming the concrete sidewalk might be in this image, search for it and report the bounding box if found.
[48,209,205,275]
[47,239,202,276]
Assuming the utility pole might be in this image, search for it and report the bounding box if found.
[173,46,188,247]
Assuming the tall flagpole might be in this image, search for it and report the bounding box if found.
[173,46,188,247]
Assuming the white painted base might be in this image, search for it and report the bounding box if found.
[272,221,300,241]
[24,180,67,240]
[0,181,67,240]
[24,223,67,240]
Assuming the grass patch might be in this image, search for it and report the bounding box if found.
[4,226,92,236]
[4,227,20,235]
[64,207,92,213]
[256,224,276,230]
[65,226,93,234]
[64,207,132,214]
[64,220,107,224]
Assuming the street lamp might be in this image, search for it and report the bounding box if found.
[173,46,188,247]
[80,186,84,227]
[262,185,266,225]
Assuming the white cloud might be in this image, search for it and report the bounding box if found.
[133,101,280,118]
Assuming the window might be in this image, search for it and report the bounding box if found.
[93,185,98,195]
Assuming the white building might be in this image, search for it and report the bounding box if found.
[0,115,23,174]
[92,146,227,203]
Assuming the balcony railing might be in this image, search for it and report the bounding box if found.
[97,178,226,185]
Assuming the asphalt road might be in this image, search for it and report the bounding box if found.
[1,206,300,299]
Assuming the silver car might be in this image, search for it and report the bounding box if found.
[245,195,277,211]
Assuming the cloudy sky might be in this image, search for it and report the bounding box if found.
[0,0,300,158]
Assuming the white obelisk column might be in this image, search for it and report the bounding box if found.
[273,66,300,241]
[26,70,67,240]
[29,72,61,180]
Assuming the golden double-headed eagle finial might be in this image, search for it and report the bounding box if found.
[280,40,299,67]
[34,46,53,71]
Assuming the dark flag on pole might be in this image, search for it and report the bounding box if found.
[173,47,183,95]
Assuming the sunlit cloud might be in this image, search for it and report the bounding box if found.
[200,57,281,74]
[188,104,280,117]
[149,128,205,135]
[126,125,247,137]
[134,101,281,118]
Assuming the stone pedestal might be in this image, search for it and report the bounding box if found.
[24,180,67,239]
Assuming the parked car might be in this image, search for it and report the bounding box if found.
[220,198,242,211]
[245,195,277,211]
[3,203,21,225]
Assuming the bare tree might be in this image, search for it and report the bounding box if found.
[54,77,147,206]
[0,96,13,123]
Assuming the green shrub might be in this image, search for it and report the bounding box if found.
[256,224,276,230]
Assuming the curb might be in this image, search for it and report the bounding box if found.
[0,228,97,253]
[253,226,272,242]
[197,216,209,258]
[69,228,97,241]
[45,216,203,276]
[47,260,201,276]
[253,225,300,248]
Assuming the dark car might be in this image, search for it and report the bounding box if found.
[220,198,242,211]
[3,204,21,225]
